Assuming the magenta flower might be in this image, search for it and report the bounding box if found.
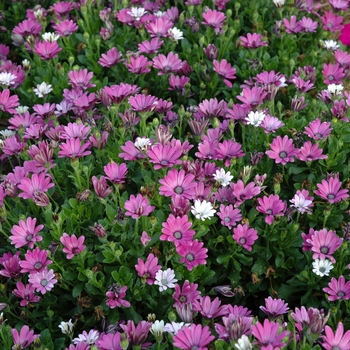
[215,140,245,166]
[58,138,91,159]
[28,268,57,294]
[240,33,268,48]
[124,194,155,219]
[121,320,152,347]
[256,194,286,225]
[266,135,299,165]
[299,16,318,32]
[12,18,41,36]
[168,74,190,95]
[330,0,349,10]
[308,228,343,263]
[291,306,329,335]
[0,251,21,279]
[233,224,259,251]
[128,94,158,112]
[13,281,41,306]
[340,23,350,46]
[98,47,123,68]
[252,319,290,348]
[213,59,236,88]
[195,98,228,119]
[304,118,332,140]
[322,63,345,85]
[11,325,40,349]
[145,17,173,37]
[217,204,242,229]
[297,141,328,162]
[0,89,19,114]
[68,69,95,90]
[103,162,128,184]
[321,11,344,32]
[314,177,349,203]
[159,169,196,199]
[52,19,78,36]
[60,233,86,259]
[1,135,26,156]
[216,314,253,341]
[106,284,130,309]
[231,180,261,207]
[147,143,182,170]
[91,176,112,199]
[196,296,228,319]
[321,322,350,350]
[95,332,122,350]
[138,38,164,54]
[260,115,284,133]
[323,276,350,301]
[152,52,182,75]
[33,41,62,60]
[173,324,215,350]
[20,247,52,274]
[119,140,146,161]
[290,190,314,214]
[125,55,153,74]
[260,297,289,318]
[135,253,161,285]
[283,15,303,34]
[176,239,208,271]
[61,122,91,141]
[236,87,267,109]
[202,9,226,34]
[9,217,44,249]
[18,173,54,207]
[161,214,195,246]
[173,280,201,308]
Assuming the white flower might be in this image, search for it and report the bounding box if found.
[73,330,100,345]
[58,319,75,335]
[150,320,165,338]
[42,32,60,42]
[164,322,190,335]
[0,72,17,86]
[128,7,147,21]
[134,137,152,151]
[154,268,177,292]
[213,169,233,187]
[154,11,164,17]
[191,200,216,221]
[312,259,333,277]
[22,59,31,70]
[290,193,313,214]
[245,111,266,127]
[272,0,285,7]
[0,129,15,139]
[34,82,52,98]
[322,40,339,51]
[235,335,252,350]
[327,84,343,95]
[168,27,184,41]
[15,105,29,114]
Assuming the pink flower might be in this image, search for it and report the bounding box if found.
[58,138,91,159]
[128,94,158,112]
[283,16,303,34]
[217,204,242,229]
[231,180,261,207]
[213,59,236,88]
[240,33,268,48]
[119,140,146,161]
[173,280,201,308]
[61,122,91,141]
[173,324,215,350]
[60,233,86,259]
[98,47,123,68]
[13,282,41,306]
[140,231,151,246]
[216,314,252,341]
[168,74,190,95]
[33,41,62,60]
[314,177,349,203]
[0,89,19,114]
[196,296,228,319]
[52,19,78,36]
[135,253,161,285]
[340,23,350,46]
[138,38,164,54]
[160,214,195,246]
[9,217,44,249]
[0,251,21,279]
[91,176,112,199]
[321,11,344,32]
[252,319,290,348]
[28,268,57,294]
[216,140,245,166]
[18,173,54,207]
[233,224,258,251]
[147,143,182,170]
[260,297,289,318]
[260,115,284,133]
[106,284,130,309]
[176,239,208,271]
[304,118,332,140]
[20,247,52,274]
[125,55,153,74]
[266,135,299,165]
[308,228,343,263]
[68,69,95,89]
[256,194,286,225]
[297,141,328,161]
[322,63,345,85]
[202,9,226,34]
[1,135,26,156]
[323,276,350,301]
[124,194,155,219]
[291,306,329,335]
[298,16,318,32]
[145,17,173,37]
[330,0,349,10]
[103,162,128,184]
[153,52,182,75]
[290,190,314,214]
[95,332,122,350]
[12,19,42,36]
[11,325,40,349]
[159,169,196,199]
[321,322,350,350]
[236,87,267,109]
[121,321,152,348]
[195,98,228,119]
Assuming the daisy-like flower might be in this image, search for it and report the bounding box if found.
[58,319,75,335]
[217,204,242,229]
[58,139,91,159]
[176,239,208,271]
[235,335,252,350]
[73,330,100,345]
[321,322,350,350]
[191,199,216,221]
[245,110,266,127]
[233,224,259,251]
[124,194,155,219]
[159,169,196,199]
[135,253,161,285]
[260,115,284,133]
[169,27,184,40]
[173,280,201,307]
[0,89,20,114]
[60,233,86,259]
[290,192,313,214]
[266,135,299,165]
[128,7,147,21]
[323,276,350,301]
[260,296,289,318]
[9,217,44,249]
[173,324,215,350]
[273,0,285,7]
[106,284,130,309]
[312,259,334,277]
[297,141,328,162]
[213,59,236,88]
[11,326,40,350]
[0,72,17,87]
[322,39,340,51]
[34,82,52,98]
[154,268,178,292]
[13,282,41,307]
[213,169,233,187]
[256,194,286,225]
[304,119,332,140]
[328,84,344,95]
[147,143,182,170]
[20,247,52,274]
[202,9,226,34]
[160,214,195,246]
[240,33,268,48]
[29,268,57,294]
[42,32,60,42]
[314,177,349,203]
[164,322,190,335]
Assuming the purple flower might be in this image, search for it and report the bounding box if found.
[260,296,289,318]
[152,52,182,75]
[252,319,290,348]
[124,194,155,219]
[60,233,86,259]
[213,59,236,88]
[106,284,130,309]
[13,282,41,306]
[159,169,196,199]
[323,276,350,301]
[9,217,44,249]
[202,9,226,34]
[176,240,208,271]
[256,194,286,225]
[314,177,349,203]
[321,322,350,350]
[11,325,40,349]
[240,33,268,48]
[217,204,242,229]
[266,135,299,165]
[233,224,259,251]
[29,268,57,294]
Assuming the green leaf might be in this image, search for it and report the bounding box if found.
[72,282,85,298]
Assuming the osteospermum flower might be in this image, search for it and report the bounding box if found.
[246,110,266,126]
[58,319,75,335]
[33,41,62,60]
[260,297,289,318]
[213,59,236,88]
[60,233,86,259]
[233,224,258,251]
[154,268,178,292]
[135,253,161,285]
[33,82,52,98]
[240,33,268,48]
[28,268,57,294]
[9,217,44,249]
[321,322,350,350]
[323,276,350,301]
[13,282,41,307]
[289,192,313,214]
[124,194,155,219]
[304,118,332,140]
[147,143,182,170]
[159,169,196,199]
[176,239,208,271]
[58,139,91,159]
[160,214,195,246]
[266,135,299,165]
[191,200,216,221]
[173,280,201,308]
[213,168,233,187]
[73,330,100,345]
[11,325,40,349]
[312,259,334,277]
[297,141,328,162]
[217,204,242,229]
[173,324,215,350]
[314,177,349,203]
[106,284,130,309]
[0,89,19,114]
[20,247,52,274]
[152,52,182,75]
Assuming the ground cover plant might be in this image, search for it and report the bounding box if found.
[0,0,350,348]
